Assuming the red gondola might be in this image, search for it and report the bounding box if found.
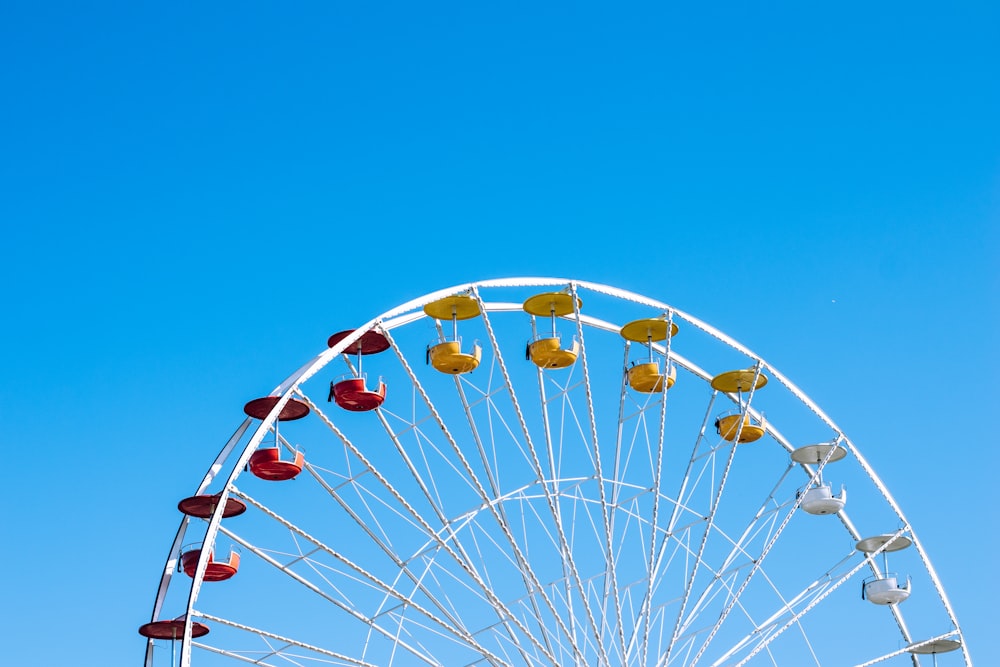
[180,548,240,581]
[327,329,390,412]
[248,447,305,481]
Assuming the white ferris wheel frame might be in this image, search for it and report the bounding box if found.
[143,277,969,667]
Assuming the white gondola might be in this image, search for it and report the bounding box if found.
[792,442,848,515]
[856,534,913,606]
[864,573,912,605]
[798,482,847,515]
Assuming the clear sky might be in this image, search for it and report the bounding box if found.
[1,1,996,665]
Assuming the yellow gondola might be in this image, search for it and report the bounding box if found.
[424,294,482,375]
[710,366,767,441]
[627,361,677,392]
[428,340,482,374]
[523,291,581,369]
[715,412,765,443]
[528,336,580,369]
[621,316,679,393]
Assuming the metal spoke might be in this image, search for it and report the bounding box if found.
[382,325,555,664]
[301,387,544,664]
[193,612,379,667]
[665,362,765,663]
[228,488,505,664]
[473,286,595,665]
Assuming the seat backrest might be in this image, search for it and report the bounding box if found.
[251,448,280,464]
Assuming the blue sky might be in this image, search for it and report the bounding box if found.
[1,1,996,665]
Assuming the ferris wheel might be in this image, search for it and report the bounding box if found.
[140,278,968,667]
